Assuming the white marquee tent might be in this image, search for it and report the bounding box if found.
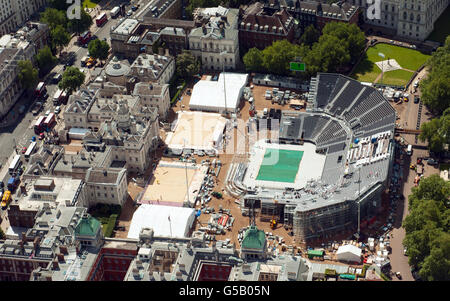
[127,204,196,239]
[336,244,362,263]
[189,72,248,113]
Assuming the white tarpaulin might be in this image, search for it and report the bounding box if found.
[336,244,362,263]
[189,72,248,113]
[127,204,196,239]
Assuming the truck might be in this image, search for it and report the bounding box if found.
[111,6,120,18]
[7,176,18,191]
[1,190,11,210]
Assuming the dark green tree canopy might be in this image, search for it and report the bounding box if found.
[299,25,320,47]
[17,60,39,90]
[243,47,264,73]
[403,174,450,280]
[176,50,201,80]
[59,66,85,94]
[68,8,93,34]
[35,46,57,75]
[420,36,450,115]
[40,8,68,30]
[88,39,110,61]
[51,25,71,54]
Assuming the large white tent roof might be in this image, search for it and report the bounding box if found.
[189,72,248,112]
[127,204,196,239]
[336,244,362,263]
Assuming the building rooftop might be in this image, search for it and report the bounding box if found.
[75,214,101,237]
[241,226,266,250]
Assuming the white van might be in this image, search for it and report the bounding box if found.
[406,144,412,155]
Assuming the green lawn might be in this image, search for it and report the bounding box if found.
[379,69,414,86]
[427,5,450,44]
[352,43,430,84]
[82,0,99,8]
[351,55,381,83]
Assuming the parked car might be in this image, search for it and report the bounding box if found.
[427,158,439,166]
[413,80,419,88]
[52,73,62,84]
[131,5,138,11]
[414,96,420,103]
[126,10,133,16]
[54,106,61,115]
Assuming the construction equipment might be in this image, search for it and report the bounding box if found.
[270,215,277,229]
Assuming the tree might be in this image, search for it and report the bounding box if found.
[35,46,57,75]
[243,47,264,73]
[322,22,366,62]
[407,174,450,209]
[420,36,450,114]
[47,0,70,10]
[59,66,85,94]
[67,8,93,34]
[17,60,39,91]
[402,174,450,280]
[40,8,67,30]
[419,112,450,153]
[0,227,5,240]
[261,40,304,76]
[305,35,350,74]
[420,75,450,115]
[88,39,110,63]
[419,234,450,281]
[299,25,320,47]
[51,25,71,54]
[176,50,201,80]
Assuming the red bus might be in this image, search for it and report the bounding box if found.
[34,116,46,134]
[43,112,56,130]
[78,31,91,45]
[95,12,108,27]
[35,82,46,98]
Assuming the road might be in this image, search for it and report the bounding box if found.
[387,68,434,281]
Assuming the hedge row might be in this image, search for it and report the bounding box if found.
[103,214,118,238]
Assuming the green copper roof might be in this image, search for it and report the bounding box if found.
[241,226,266,250]
[75,215,101,237]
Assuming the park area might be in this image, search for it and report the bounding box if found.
[352,43,430,86]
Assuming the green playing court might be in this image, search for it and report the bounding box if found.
[256,149,304,183]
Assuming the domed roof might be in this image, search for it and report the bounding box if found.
[105,57,130,77]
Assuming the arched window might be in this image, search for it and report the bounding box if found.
[417,14,421,22]
[410,13,414,21]
[403,12,407,20]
